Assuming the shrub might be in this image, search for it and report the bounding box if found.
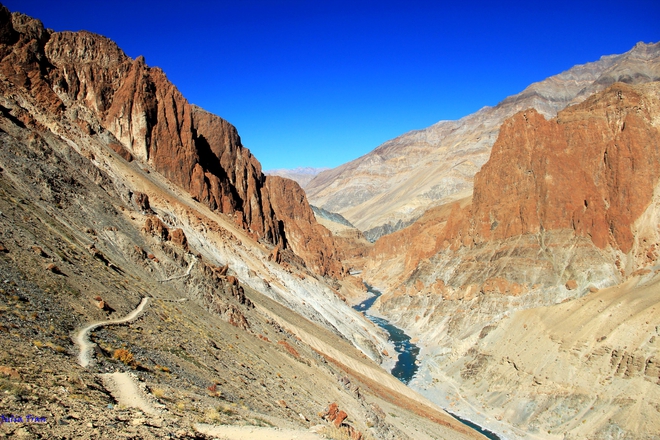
[113,348,134,365]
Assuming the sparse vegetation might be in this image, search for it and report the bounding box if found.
[113,348,134,365]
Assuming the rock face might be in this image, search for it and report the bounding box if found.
[473,82,660,254]
[307,42,660,241]
[264,176,345,277]
[365,81,660,439]
[368,82,660,291]
[0,8,343,276]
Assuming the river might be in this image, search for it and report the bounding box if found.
[354,284,502,440]
[354,284,419,384]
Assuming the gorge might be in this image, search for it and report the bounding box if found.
[0,3,659,439]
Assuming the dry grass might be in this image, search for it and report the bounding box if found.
[113,348,134,365]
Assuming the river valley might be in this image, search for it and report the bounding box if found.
[354,285,502,440]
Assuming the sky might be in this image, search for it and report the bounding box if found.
[4,1,660,171]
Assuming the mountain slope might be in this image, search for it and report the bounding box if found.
[363,81,660,439]
[0,5,482,439]
[306,42,660,241]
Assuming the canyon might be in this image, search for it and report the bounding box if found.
[0,5,483,440]
[306,42,660,242]
[357,80,660,439]
[1,2,659,440]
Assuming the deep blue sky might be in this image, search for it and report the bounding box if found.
[4,1,659,170]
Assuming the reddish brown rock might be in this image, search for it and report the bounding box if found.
[0,6,343,279]
[320,402,340,421]
[565,280,578,290]
[277,340,300,358]
[109,142,133,162]
[334,410,348,427]
[169,228,187,248]
[369,82,660,296]
[472,83,660,254]
[264,176,346,277]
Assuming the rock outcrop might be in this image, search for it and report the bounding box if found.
[0,6,343,277]
[471,83,660,254]
[264,176,345,277]
[364,81,660,439]
[367,82,660,294]
[307,42,660,241]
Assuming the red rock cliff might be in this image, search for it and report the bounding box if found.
[472,82,660,253]
[264,176,345,278]
[0,6,344,276]
[367,82,660,292]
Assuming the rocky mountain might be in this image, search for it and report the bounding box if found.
[362,81,660,438]
[306,42,660,241]
[0,5,481,439]
[265,167,329,188]
[2,6,348,279]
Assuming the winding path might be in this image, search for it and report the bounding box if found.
[73,297,150,367]
[158,256,196,283]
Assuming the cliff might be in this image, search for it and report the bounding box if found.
[0,8,344,277]
[307,42,660,241]
[367,81,660,293]
[364,81,660,439]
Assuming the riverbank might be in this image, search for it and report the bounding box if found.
[357,285,504,440]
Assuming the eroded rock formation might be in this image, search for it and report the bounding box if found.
[0,7,344,277]
[307,42,660,241]
[365,81,660,439]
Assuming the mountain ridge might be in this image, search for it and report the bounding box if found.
[362,81,660,439]
[306,41,660,241]
[0,5,484,439]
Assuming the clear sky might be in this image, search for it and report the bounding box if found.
[4,1,659,170]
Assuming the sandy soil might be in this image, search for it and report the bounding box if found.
[101,372,161,416]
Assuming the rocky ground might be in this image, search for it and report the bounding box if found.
[0,136,477,439]
[0,6,485,438]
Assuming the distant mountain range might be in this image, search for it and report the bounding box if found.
[265,166,329,188]
[305,41,660,241]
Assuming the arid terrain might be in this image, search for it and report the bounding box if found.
[306,42,660,241]
[1,3,660,440]
[355,80,660,439]
[0,5,486,440]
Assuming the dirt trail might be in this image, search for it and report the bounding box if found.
[195,423,323,439]
[73,297,150,367]
[101,372,162,416]
[72,297,159,416]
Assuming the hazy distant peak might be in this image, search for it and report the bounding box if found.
[265,167,330,188]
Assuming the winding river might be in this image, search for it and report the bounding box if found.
[354,284,419,384]
[355,284,502,440]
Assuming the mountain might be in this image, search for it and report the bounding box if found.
[362,81,660,438]
[306,42,660,241]
[265,167,329,188]
[0,5,481,439]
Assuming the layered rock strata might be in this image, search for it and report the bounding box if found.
[365,82,660,438]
